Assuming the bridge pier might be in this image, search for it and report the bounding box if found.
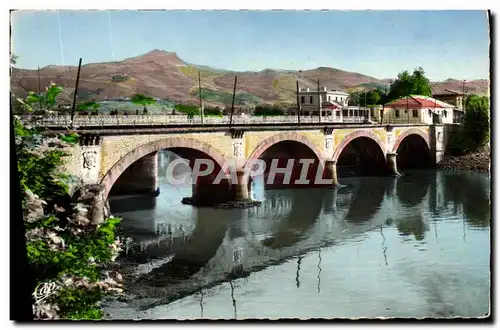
[323,160,339,187]
[231,171,249,201]
[386,152,401,177]
[110,151,160,196]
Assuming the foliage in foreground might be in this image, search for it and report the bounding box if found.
[448,94,490,155]
[15,117,123,320]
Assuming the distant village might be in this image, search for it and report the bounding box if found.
[48,87,467,126]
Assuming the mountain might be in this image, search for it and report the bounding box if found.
[10,50,490,107]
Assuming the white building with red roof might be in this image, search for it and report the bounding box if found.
[382,95,460,124]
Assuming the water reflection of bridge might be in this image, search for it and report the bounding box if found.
[110,171,490,310]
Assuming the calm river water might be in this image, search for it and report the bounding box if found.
[104,152,491,319]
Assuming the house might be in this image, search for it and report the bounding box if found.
[290,87,349,117]
[382,95,459,124]
[432,89,465,110]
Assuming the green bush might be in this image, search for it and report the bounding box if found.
[15,117,123,320]
[448,95,490,154]
[174,104,200,116]
[204,106,223,117]
[253,104,285,116]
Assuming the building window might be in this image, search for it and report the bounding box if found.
[301,96,305,104]
[370,109,374,117]
[412,110,418,117]
[328,96,331,101]
[428,109,432,117]
[335,96,338,101]
[342,109,348,117]
[443,110,447,118]
[337,110,341,117]
[395,110,400,118]
[310,96,313,104]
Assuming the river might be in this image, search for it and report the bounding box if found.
[103,152,491,319]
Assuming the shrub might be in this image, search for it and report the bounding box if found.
[173,104,199,116]
[448,95,490,154]
[253,104,285,116]
[14,117,123,320]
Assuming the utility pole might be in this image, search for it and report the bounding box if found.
[37,66,42,112]
[229,76,237,127]
[70,58,82,128]
[364,92,367,119]
[407,95,410,124]
[317,79,321,123]
[296,81,301,125]
[198,70,204,125]
[462,80,466,112]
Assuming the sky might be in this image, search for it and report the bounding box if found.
[10,10,490,81]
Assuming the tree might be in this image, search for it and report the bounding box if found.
[77,101,100,114]
[16,83,64,114]
[448,94,490,155]
[253,104,284,116]
[463,94,490,148]
[349,90,382,107]
[11,53,18,65]
[386,67,432,102]
[130,94,156,113]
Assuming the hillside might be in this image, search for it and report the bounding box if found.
[10,49,490,107]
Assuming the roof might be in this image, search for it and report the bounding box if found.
[384,95,456,109]
[414,95,456,108]
[432,89,464,96]
[298,89,349,96]
[322,101,342,109]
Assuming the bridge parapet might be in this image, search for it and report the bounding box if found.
[21,114,370,127]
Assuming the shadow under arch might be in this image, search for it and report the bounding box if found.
[396,171,433,208]
[395,134,432,170]
[260,188,326,249]
[244,132,325,187]
[101,138,229,199]
[335,136,387,177]
[343,177,387,224]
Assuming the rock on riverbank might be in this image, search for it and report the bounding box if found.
[437,146,490,172]
[181,197,262,209]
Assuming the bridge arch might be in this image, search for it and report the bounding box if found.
[243,132,325,185]
[392,128,430,153]
[392,128,432,169]
[101,137,229,198]
[246,132,324,163]
[332,130,386,162]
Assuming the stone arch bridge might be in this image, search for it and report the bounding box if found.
[56,122,446,203]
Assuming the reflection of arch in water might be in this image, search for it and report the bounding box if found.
[344,177,387,224]
[108,194,158,236]
[260,189,326,249]
[396,214,428,241]
[396,172,432,208]
[145,208,230,285]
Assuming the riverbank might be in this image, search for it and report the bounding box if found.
[437,145,490,172]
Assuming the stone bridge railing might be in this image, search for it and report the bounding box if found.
[20,115,370,127]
